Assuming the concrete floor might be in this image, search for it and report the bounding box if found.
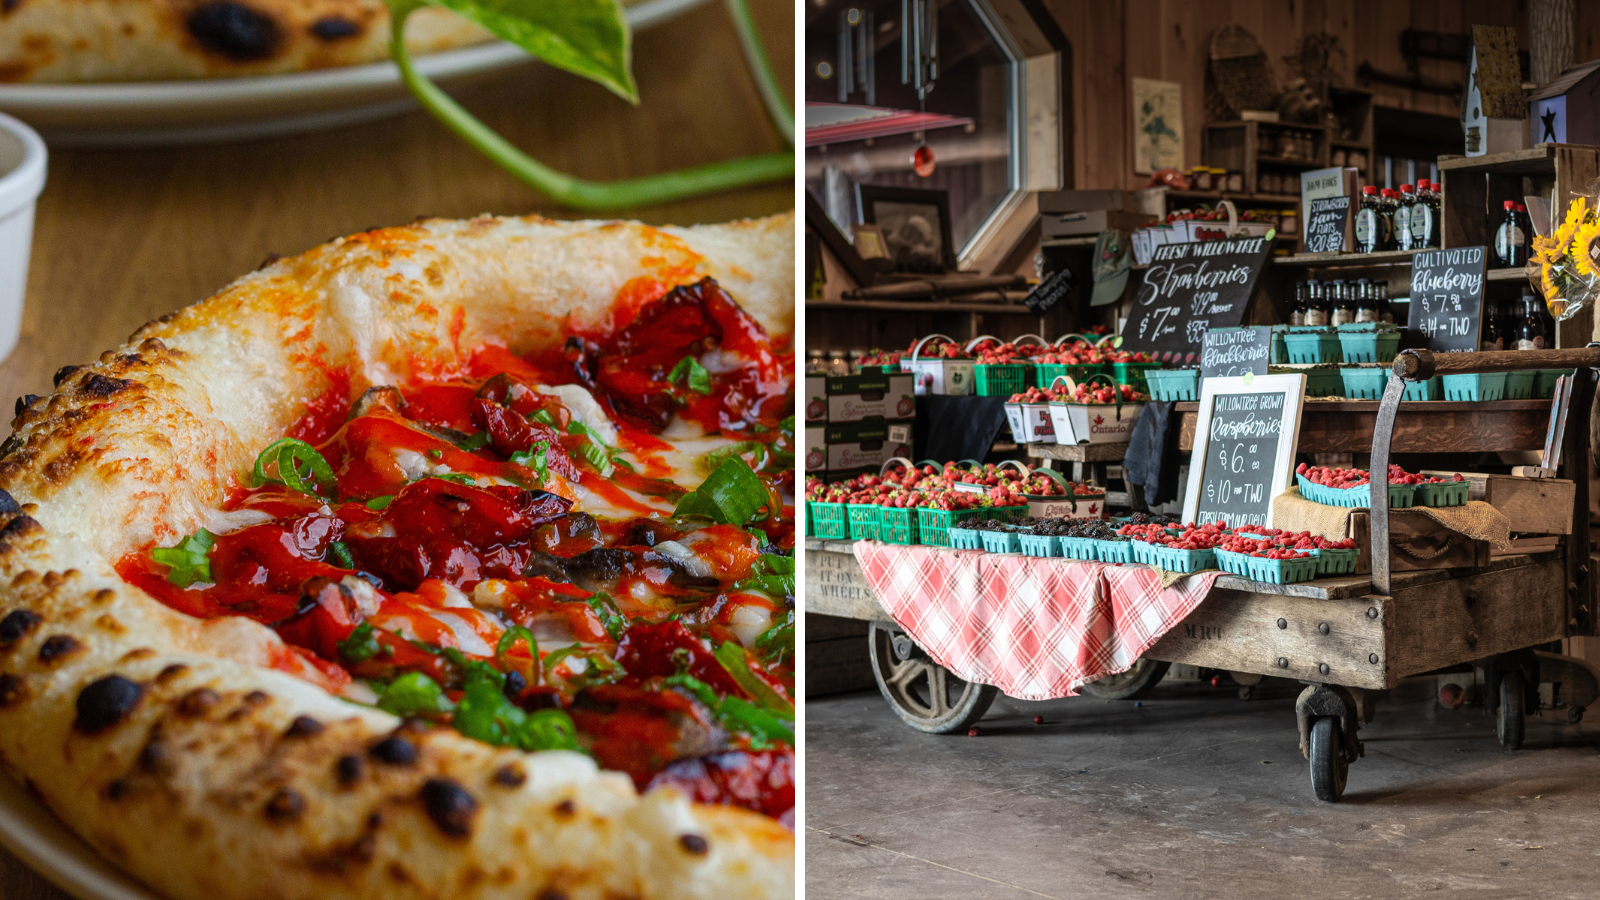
[805,676,1600,899]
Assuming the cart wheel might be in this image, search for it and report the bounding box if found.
[1569,706,1585,725]
[1308,717,1349,803]
[868,623,998,734]
[1238,685,1256,701]
[1081,659,1172,700]
[1498,670,1526,751]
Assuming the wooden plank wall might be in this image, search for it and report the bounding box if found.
[1037,0,1532,192]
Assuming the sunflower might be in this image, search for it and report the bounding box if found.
[1533,233,1564,266]
[1565,197,1590,231]
[1541,261,1562,299]
[1553,218,1579,255]
[1573,219,1600,279]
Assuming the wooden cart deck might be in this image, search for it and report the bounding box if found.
[804,538,1566,691]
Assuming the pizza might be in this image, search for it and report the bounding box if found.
[0,213,796,899]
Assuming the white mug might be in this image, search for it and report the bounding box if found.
[0,112,46,362]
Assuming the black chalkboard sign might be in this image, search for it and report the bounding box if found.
[1303,196,1351,253]
[1409,246,1487,353]
[1025,266,1076,316]
[1123,237,1272,366]
[1183,374,1306,529]
[1200,326,1271,380]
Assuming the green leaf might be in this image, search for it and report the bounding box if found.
[338,622,387,664]
[706,440,769,474]
[451,663,582,752]
[496,625,540,681]
[576,440,614,477]
[251,438,337,498]
[418,0,637,103]
[585,592,628,642]
[150,528,217,588]
[510,441,550,484]
[529,409,556,426]
[426,473,476,486]
[377,671,455,717]
[454,431,493,452]
[668,355,712,395]
[674,457,767,526]
[327,541,355,569]
[365,495,395,511]
[754,611,794,666]
[543,645,625,690]
[665,674,793,747]
[714,641,793,715]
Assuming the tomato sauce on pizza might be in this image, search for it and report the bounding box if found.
[115,278,796,824]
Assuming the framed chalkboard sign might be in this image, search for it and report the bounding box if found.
[1025,266,1076,316]
[1123,237,1272,365]
[1200,326,1272,381]
[1303,196,1352,253]
[1409,246,1487,353]
[1182,374,1306,529]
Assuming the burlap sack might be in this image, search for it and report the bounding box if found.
[1272,487,1512,552]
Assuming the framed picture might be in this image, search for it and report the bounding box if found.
[851,223,889,260]
[1132,77,1184,175]
[856,184,955,274]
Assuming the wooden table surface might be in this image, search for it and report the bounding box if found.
[0,2,792,896]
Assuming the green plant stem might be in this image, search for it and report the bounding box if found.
[723,0,793,146]
[391,6,792,211]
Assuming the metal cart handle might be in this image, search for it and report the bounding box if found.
[1372,348,1597,642]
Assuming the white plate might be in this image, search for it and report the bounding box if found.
[0,0,709,146]
[0,771,161,900]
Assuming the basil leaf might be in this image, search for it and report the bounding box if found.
[576,440,614,477]
[668,355,712,395]
[150,528,217,588]
[377,671,455,716]
[529,409,556,426]
[365,495,395,510]
[327,541,355,569]
[426,473,475,486]
[754,611,794,666]
[714,641,794,715]
[454,431,493,452]
[611,455,635,472]
[251,438,336,498]
[674,457,767,526]
[414,0,637,103]
[496,625,540,682]
[706,440,769,474]
[338,622,386,664]
[585,592,628,642]
[665,674,793,747]
[452,664,582,752]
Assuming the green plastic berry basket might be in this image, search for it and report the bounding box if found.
[917,506,989,547]
[1143,368,1199,401]
[1308,547,1359,576]
[1111,361,1162,393]
[1503,370,1535,400]
[1441,372,1506,401]
[1296,473,1415,508]
[980,527,1022,553]
[1092,538,1134,563]
[1413,480,1469,508]
[1060,536,1098,561]
[1338,367,1389,400]
[1035,363,1104,388]
[974,363,1033,397]
[1018,533,1062,558]
[1402,376,1442,401]
[987,505,1030,523]
[948,526,985,550]
[1282,332,1342,364]
[1293,368,1344,398]
[877,507,920,545]
[1152,545,1216,573]
[1335,329,1401,363]
[809,501,848,539]
[846,503,881,541]
[1535,369,1576,399]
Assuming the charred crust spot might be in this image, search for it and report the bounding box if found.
[419,778,478,838]
[138,740,170,775]
[553,798,576,818]
[492,764,525,788]
[93,589,116,604]
[678,833,709,856]
[176,687,221,717]
[285,715,325,738]
[104,779,130,801]
[309,15,360,40]
[12,394,35,417]
[0,490,17,517]
[81,374,132,398]
[156,663,189,683]
[74,676,144,734]
[0,515,42,543]
[0,609,41,645]
[138,338,168,354]
[335,753,364,786]
[38,634,83,665]
[265,788,305,821]
[345,832,377,863]
[257,252,282,270]
[369,736,417,766]
[52,365,80,387]
[244,690,270,706]
[536,890,570,900]
[186,2,282,61]
[0,674,26,708]
[0,0,22,14]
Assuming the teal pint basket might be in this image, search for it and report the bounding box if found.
[1414,480,1469,508]
[1143,368,1200,401]
[1297,473,1415,508]
[1338,367,1389,399]
[1504,370,1535,400]
[1282,332,1342,364]
[1535,369,1576,399]
[1442,372,1506,401]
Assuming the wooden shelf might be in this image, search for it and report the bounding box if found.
[1437,145,1566,176]
[1270,249,1423,268]
[805,301,1041,315]
[1175,399,1551,454]
[1329,138,1368,150]
[1256,155,1325,168]
[1023,441,1128,462]
[1487,267,1529,282]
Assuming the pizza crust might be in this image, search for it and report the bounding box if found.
[0,213,795,899]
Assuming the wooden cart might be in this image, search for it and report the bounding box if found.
[804,347,1600,801]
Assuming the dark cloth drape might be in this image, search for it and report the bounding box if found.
[913,395,1011,462]
[1122,401,1183,507]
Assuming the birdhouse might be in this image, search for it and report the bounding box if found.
[1530,60,1600,145]
[1461,25,1524,157]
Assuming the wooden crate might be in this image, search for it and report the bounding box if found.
[1419,471,1575,534]
[1347,509,1490,573]
[806,613,876,697]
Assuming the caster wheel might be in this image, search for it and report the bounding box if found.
[1308,717,1349,802]
[1498,670,1526,751]
[869,623,998,734]
[1081,658,1171,700]
[1237,685,1256,701]
[1570,706,1586,725]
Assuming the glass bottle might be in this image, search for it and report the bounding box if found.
[1355,186,1381,253]
[1355,279,1381,323]
[1331,279,1357,326]
[1377,280,1395,324]
[1494,200,1527,268]
[1305,280,1330,326]
[1514,291,1547,350]
[1289,281,1307,326]
[1411,179,1440,249]
[1481,298,1503,351]
[1395,184,1414,251]
[1378,188,1400,251]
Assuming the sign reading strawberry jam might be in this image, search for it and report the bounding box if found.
[116,278,796,825]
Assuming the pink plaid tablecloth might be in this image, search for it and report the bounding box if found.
[853,543,1221,700]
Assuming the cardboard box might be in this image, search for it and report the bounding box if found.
[1037,190,1150,214]
[1047,401,1144,444]
[826,439,912,472]
[1004,403,1055,443]
[823,418,913,445]
[1041,209,1155,239]
[1028,494,1105,520]
[804,375,827,422]
[825,373,918,418]
[804,427,826,472]
[1170,219,1276,243]
[905,357,974,396]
